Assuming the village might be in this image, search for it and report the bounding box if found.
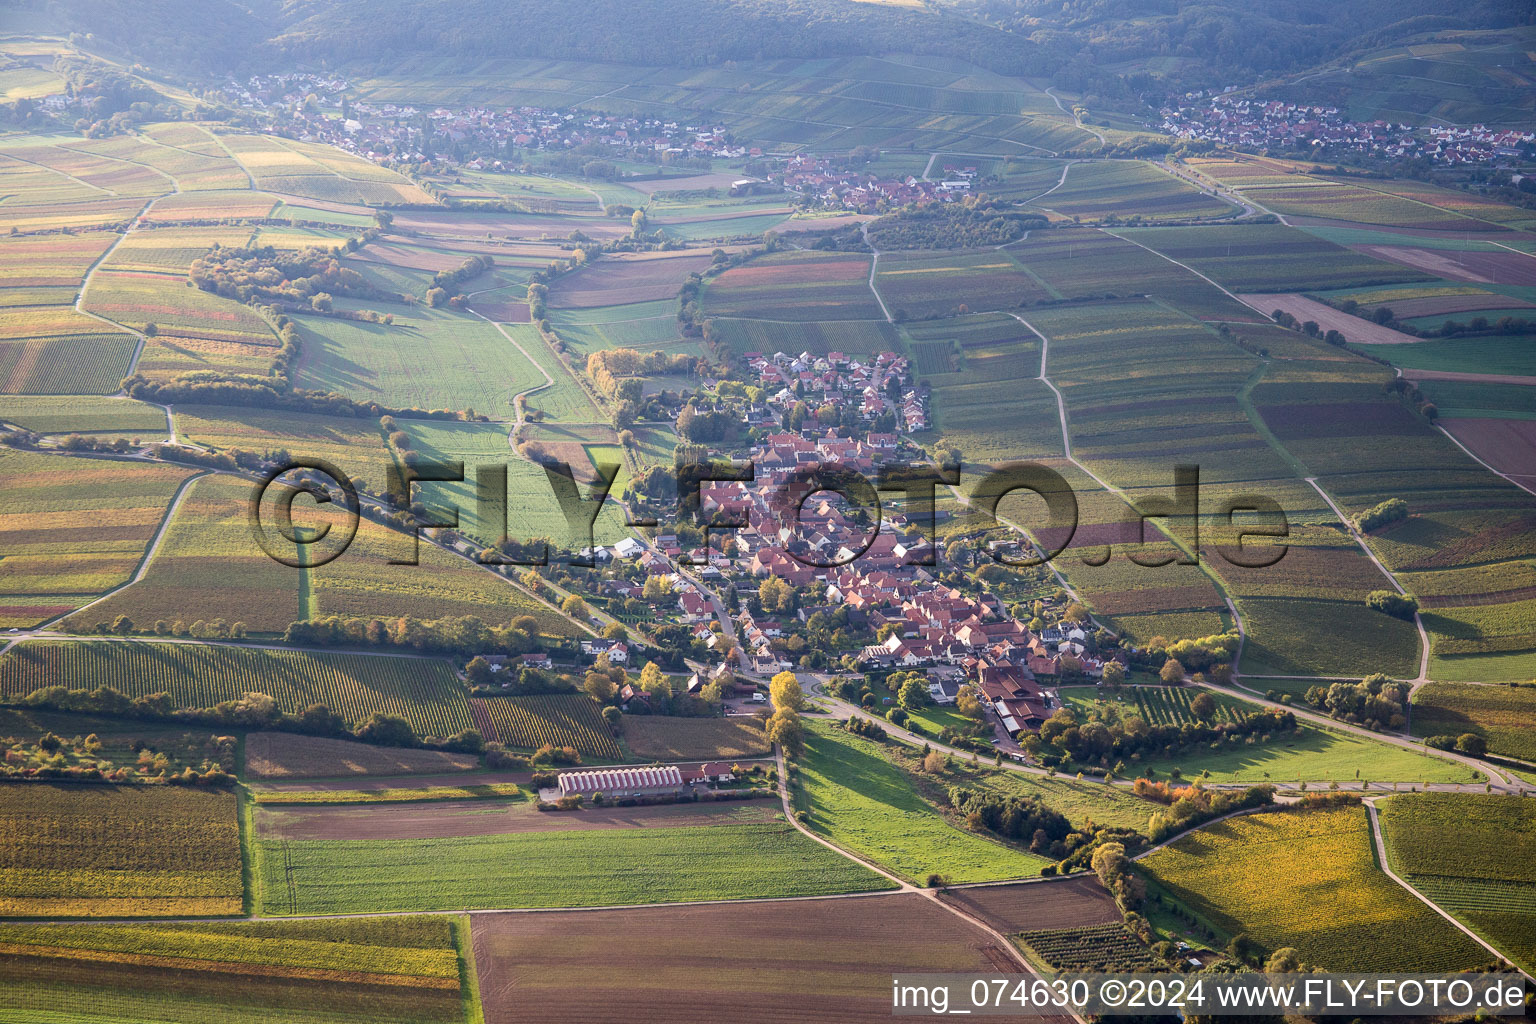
[216,72,749,168]
[768,153,977,211]
[1161,93,1535,164]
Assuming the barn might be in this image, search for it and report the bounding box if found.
[557,765,686,799]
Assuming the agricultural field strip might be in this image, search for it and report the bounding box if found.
[1435,423,1536,499]
[0,468,209,643]
[1362,799,1527,976]
[814,682,1495,795]
[1009,310,1249,644]
[1304,478,1431,682]
[68,195,160,367]
[17,444,600,639]
[765,744,1064,985]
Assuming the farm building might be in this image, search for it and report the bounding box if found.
[557,765,685,798]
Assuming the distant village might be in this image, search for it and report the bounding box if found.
[768,154,977,212]
[219,73,749,167]
[1161,94,1535,165]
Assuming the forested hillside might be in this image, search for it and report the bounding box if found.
[32,0,1535,97]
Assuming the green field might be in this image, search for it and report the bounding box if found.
[0,396,168,434]
[793,720,1049,884]
[257,822,893,914]
[1122,222,1428,292]
[1417,380,1536,419]
[397,419,630,547]
[702,251,883,322]
[1030,160,1234,222]
[291,304,547,417]
[1140,806,1486,971]
[0,449,195,625]
[0,640,474,738]
[0,916,467,1023]
[1348,335,1536,378]
[1107,711,1477,785]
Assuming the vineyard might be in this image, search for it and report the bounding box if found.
[1380,793,1536,973]
[1140,806,1486,972]
[0,917,465,1023]
[1411,682,1536,760]
[0,641,474,739]
[0,784,241,917]
[1133,686,1245,726]
[472,694,620,759]
[1016,923,1161,971]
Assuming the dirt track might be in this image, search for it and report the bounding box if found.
[1237,293,1421,344]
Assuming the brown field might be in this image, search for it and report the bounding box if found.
[252,770,529,794]
[1237,293,1421,344]
[352,242,471,273]
[1352,246,1536,287]
[621,172,749,195]
[391,209,629,242]
[468,300,530,322]
[143,190,281,222]
[473,892,1054,1024]
[1384,293,1535,318]
[1401,368,1536,386]
[937,876,1122,934]
[243,731,481,779]
[1440,418,1536,480]
[621,716,771,761]
[547,253,712,308]
[255,796,781,840]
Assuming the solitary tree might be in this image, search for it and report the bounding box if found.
[769,671,805,712]
[766,708,804,756]
[1190,692,1217,722]
[1160,658,1186,685]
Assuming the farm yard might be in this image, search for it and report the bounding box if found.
[1140,806,1488,972]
